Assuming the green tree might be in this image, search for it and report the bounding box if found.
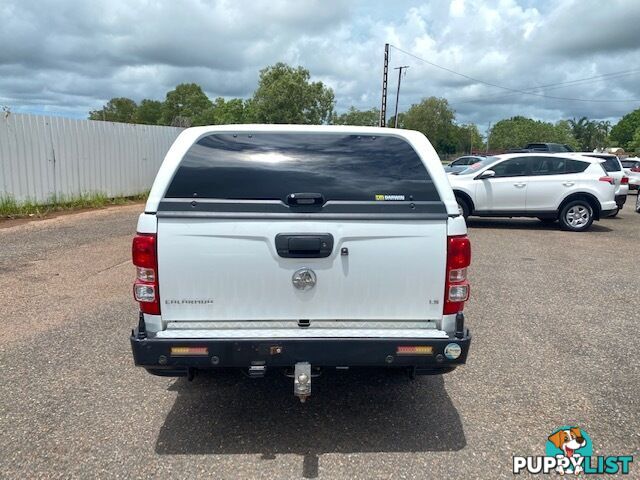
[160,83,212,127]
[568,116,590,150]
[401,97,459,154]
[610,107,640,149]
[488,116,577,151]
[387,112,405,129]
[454,123,484,154]
[248,63,335,124]
[195,97,249,125]
[332,106,380,126]
[629,127,640,154]
[568,117,610,151]
[89,97,137,123]
[133,99,163,125]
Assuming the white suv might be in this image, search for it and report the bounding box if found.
[130,125,472,401]
[568,153,628,215]
[448,153,617,231]
[621,158,640,191]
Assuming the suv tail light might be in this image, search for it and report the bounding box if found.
[132,233,160,315]
[621,176,629,185]
[631,166,640,173]
[599,176,615,185]
[444,235,471,315]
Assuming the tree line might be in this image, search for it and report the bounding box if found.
[89,62,640,155]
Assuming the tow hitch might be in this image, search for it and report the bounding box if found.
[293,362,311,403]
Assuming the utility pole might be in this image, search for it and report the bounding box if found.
[379,43,389,127]
[485,122,492,153]
[393,66,409,128]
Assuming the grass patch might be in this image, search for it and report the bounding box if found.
[0,192,148,219]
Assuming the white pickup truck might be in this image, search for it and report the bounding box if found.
[130,125,472,401]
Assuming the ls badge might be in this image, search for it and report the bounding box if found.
[292,268,317,290]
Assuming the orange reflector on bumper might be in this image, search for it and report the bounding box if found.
[396,346,433,355]
[171,346,209,356]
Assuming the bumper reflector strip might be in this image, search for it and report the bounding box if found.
[171,346,209,356]
[396,346,433,355]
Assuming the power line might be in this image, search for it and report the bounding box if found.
[388,44,640,103]
[455,70,640,104]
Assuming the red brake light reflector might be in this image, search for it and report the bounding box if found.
[621,176,629,185]
[599,176,614,185]
[171,346,209,356]
[447,236,471,270]
[444,235,471,315]
[132,233,160,315]
[132,234,156,268]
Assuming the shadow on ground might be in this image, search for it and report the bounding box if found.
[155,369,464,478]
[466,218,613,232]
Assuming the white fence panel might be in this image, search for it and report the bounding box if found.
[0,113,183,204]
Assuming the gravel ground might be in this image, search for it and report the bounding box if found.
[0,203,638,479]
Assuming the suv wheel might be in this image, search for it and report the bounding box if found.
[559,200,594,231]
[456,197,470,219]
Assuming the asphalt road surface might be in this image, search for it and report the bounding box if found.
[1,203,638,479]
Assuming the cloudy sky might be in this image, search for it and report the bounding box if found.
[2,0,640,130]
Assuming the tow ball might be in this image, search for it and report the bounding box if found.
[293,362,311,403]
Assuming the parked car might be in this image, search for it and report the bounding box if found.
[448,153,617,231]
[621,158,640,191]
[130,125,472,402]
[506,143,573,153]
[567,153,628,215]
[444,155,484,174]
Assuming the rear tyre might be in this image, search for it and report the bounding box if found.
[456,196,470,220]
[559,200,594,232]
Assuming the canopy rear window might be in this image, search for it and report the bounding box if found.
[164,133,440,203]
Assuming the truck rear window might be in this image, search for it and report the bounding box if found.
[164,133,440,202]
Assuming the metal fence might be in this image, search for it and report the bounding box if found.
[0,113,183,204]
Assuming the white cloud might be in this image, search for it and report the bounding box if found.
[0,0,639,130]
[450,0,466,17]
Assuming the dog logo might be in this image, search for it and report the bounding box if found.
[546,427,591,474]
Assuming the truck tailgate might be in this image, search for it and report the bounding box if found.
[157,218,446,322]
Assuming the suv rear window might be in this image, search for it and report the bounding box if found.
[165,133,440,202]
[621,160,640,168]
[586,155,621,172]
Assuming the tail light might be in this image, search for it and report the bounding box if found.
[132,233,160,315]
[631,166,640,173]
[599,176,615,185]
[444,235,471,315]
[621,176,629,185]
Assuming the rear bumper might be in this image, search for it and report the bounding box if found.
[615,194,627,208]
[130,327,471,375]
[601,208,619,217]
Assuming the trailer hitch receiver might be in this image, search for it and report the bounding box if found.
[293,362,311,402]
